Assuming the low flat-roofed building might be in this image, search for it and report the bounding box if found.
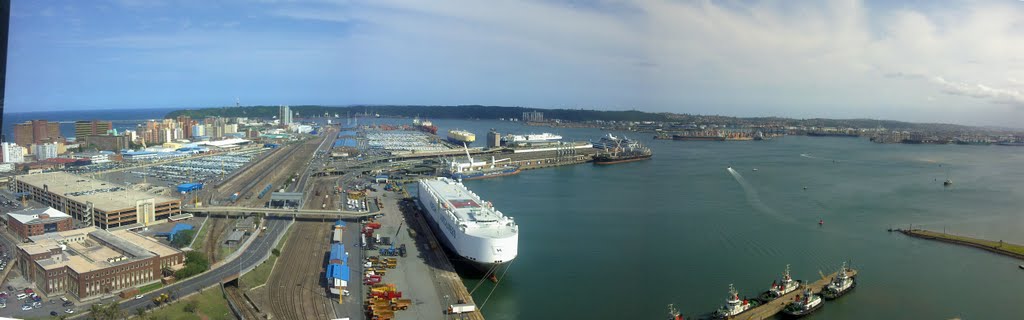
[4,207,74,240]
[13,172,181,229]
[16,226,184,300]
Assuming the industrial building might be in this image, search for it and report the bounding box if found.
[13,172,181,229]
[16,227,184,300]
[4,207,74,240]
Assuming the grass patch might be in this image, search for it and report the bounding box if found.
[911,229,1024,256]
[139,282,163,294]
[142,287,231,320]
[239,222,293,289]
[190,219,211,250]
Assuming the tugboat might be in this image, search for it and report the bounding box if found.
[759,265,802,301]
[667,304,683,320]
[711,284,759,319]
[782,288,823,318]
[821,262,856,300]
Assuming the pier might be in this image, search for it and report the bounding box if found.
[734,268,858,320]
[898,229,1024,260]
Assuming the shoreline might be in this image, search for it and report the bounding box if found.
[898,229,1024,261]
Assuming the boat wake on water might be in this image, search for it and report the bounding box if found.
[726,167,795,224]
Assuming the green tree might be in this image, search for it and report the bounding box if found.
[174,251,211,279]
[135,307,146,317]
[184,300,200,313]
[271,248,280,256]
[170,229,196,248]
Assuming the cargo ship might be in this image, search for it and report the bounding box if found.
[593,135,652,165]
[417,177,519,273]
[447,129,476,144]
[673,130,726,141]
[443,146,521,180]
[593,133,634,149]
[412,117,438,135]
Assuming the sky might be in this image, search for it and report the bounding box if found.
[5,0,1024,127]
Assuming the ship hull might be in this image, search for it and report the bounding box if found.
[594,154,652,165]
[416,196,512,274]
[416,180,518,275]
[447,137,475,144]
[449,168,521,180]
[673,136,726,141]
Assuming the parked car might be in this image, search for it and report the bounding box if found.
[65,308,75,314]
[50,311,58,316]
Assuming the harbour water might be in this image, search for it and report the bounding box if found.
[432,120,1024,320]
[7,111,1023,318]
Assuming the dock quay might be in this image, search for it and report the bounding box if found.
[399,197,485,320]
[733,269,858,320]
[897,229,1024,260]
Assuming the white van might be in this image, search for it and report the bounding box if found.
[15,293,26,300]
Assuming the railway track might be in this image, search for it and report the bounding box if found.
[225,285,262,320]
[265,221,335,320]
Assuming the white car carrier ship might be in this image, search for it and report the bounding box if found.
[417,177,519,271]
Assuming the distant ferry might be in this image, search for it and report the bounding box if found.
[501,133,562,144]
[447,129,476,144]
[417,177,519,272]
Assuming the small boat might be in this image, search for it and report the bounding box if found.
[759,264,802,301]
[818,219,824,226]
[1019,264,1023,270]
[782,288,823,318]
[821,262,856,300]
[752,168,758,171]
[667,304,683,320]
[943,179,953,186]
[710,284,760,319]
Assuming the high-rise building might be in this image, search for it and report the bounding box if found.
[33,142,58,160]
[486,130,501,149]
[522,111,544,122]
[73,120,113,138]
[82,135,130,151]
[1,142,24,163]
[279,105,293,125]
[191,124,205,137]
[13,120,61,146]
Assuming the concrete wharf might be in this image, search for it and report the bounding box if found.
[404,201,485,320]
[733,269,858,320]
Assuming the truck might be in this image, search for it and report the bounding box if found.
[152,293,170,306]
[390,299,411,311]
[398,244,407,257]
[447,303,476,314]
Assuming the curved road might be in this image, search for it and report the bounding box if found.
[117,218,291,313]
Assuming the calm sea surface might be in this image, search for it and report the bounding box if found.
[419,119,1024,320]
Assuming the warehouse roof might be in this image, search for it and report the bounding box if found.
[20,227,181,274]
[15,172,178,212]
[6,207,71,225]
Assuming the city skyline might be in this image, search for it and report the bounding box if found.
[5,0,1024,127]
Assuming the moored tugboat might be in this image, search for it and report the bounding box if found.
[711,284,760,319]
[759,264,802,301]
[821,262,856,300]
[667,304,684,320]
[782,288,823,318]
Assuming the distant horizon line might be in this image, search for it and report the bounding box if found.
[3,105,1020,130]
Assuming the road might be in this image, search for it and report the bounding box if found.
[117,217,291,313]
